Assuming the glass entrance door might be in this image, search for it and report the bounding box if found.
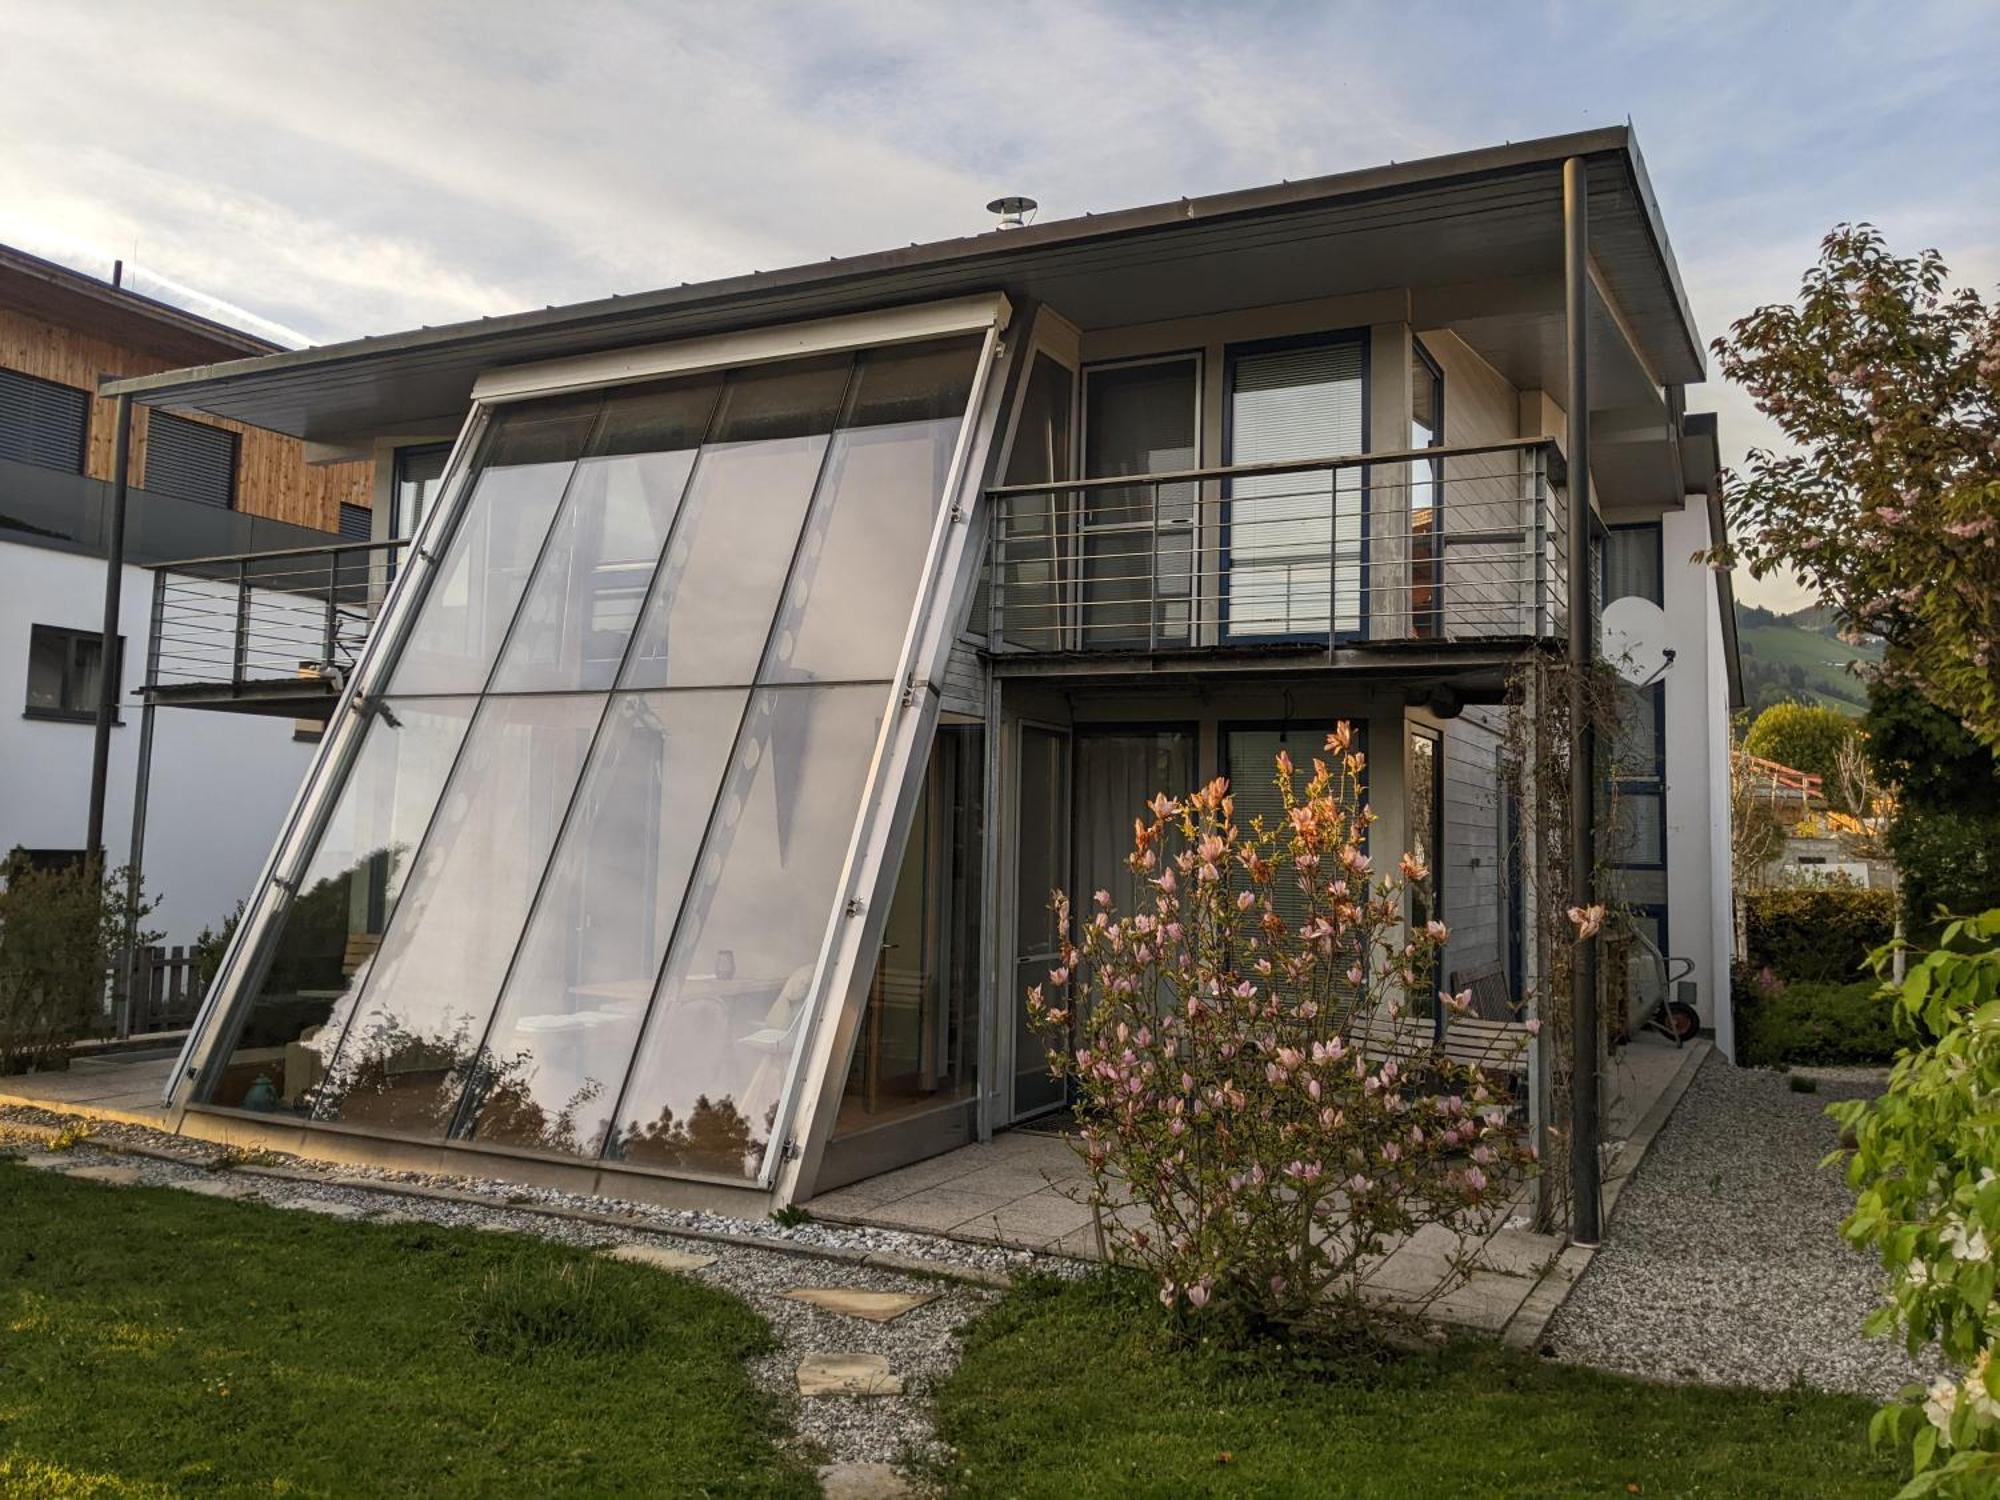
[1010,723,1070,1119]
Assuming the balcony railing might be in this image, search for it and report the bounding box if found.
[144,538,409,704]
[984,436,1566,656]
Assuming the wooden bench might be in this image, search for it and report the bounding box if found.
[1348,1011,1532,1074]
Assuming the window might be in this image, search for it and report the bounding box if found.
[1225,335,1366,639]
[338,503,372,541]
[0,368,90,473]
[393,444,452,541]
[146,411,237,508]
[1080,356,1199,647]
[1603,523,1667,871]
[25,624,122,723]
[1411,343,1444,637]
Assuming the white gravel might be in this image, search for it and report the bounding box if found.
[1545,1056,1934,1398]
[0,1105,1056,1477]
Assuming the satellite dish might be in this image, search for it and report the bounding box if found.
[1601,596,1672,685]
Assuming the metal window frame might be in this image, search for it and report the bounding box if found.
[24,622,123,723]
[166,293,1017,1206]
[1218,327,1372,645]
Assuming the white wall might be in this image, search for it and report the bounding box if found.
[0,539,318,947]
[1659,503,1736,1053]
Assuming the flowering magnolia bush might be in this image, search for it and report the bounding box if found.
[1027,725,1537,1335]
[1830,910,2000,1496]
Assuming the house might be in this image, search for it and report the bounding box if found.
[0,245,374,969]
[106,126,1740,1218]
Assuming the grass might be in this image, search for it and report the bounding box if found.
[1738,613,1878,715]
[0,1163,817,1499]
[933,1274,1901,1499]
[1736,978,1902,1068]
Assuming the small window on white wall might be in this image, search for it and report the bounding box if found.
[25,624,122,723]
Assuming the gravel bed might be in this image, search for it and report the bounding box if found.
[1545,1056,1933,1398]
[0,1107,1040,1476]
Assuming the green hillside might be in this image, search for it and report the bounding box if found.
[1737,603,1880,716]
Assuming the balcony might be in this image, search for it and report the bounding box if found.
[142,539,408,715]
[983,437,1567,667]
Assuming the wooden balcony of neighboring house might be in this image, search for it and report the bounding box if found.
[139,537,408,716]
[980,435,1570,691]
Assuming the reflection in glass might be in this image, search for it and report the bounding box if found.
[460,688,747,1154]
[490,376,719,693]
[1082,359,1198,648]
[619,358,852,689]
[197,698,476,1112]
[1011,724,1069,1118]
[837,723,983,1136]
[314,694,603,1132]
[768,338,980,683]
[607,683,886,1178]
[990,352,1074,649]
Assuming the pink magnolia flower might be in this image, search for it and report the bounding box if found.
[1567,903,1607,939]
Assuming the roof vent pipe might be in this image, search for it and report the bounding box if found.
[986,196,1038,231]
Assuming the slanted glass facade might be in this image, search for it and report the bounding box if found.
[194,328,989,1182]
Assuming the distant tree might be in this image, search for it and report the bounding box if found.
[1711,225,2000,749]
[1744,701,1860,803]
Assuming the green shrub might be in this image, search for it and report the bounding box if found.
[1745,703,1861,805]
[1743,886,1897,983]
[1891,805,2000,940]
[1736,978,1900,1068]
[0,855,151,1075]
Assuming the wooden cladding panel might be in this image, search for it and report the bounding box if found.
[0,305,371,531]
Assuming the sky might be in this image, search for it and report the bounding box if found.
[3,0,1995,610]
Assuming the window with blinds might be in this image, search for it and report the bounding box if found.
[146,410,237,508]
[1603,524,1663,605]
[1225,337,1365,639]
[0,367,90,473]
[338,503,372,541]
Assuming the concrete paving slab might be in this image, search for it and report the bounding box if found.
[796,1352,903,1397]
[602,1242,719,1273]
[817,1461,915,1498]
[783,1287,938,1322]
[60,1164,142,1186]
[173,1178,262,1201]
[277,1199,366,1219]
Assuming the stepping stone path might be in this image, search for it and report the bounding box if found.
[174,1178,262,1201]
[61,1165,143,1187]
[601,1242,718,1273]
[783,1287,936,1323]
[795,1352,903,1397]
[817,1461,915,1499]
[18,1153,72,1170]
[278,1199,366,1219]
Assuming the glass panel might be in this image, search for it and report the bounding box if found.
[837,723,983,1136]
[461,688,746,1155]
[24,628,68,713]
[606,682,887,1178]
[197,697,476,1111]
[393,445,451,542]
[1407,730,1442,1021]
[619,358,852,690]
[1011,724,1068,1118]
[993,353,1075,649]
[1610,787,1667,867]
[1612,680,1665,781]
[1073,730,1195,918]
[1082,360,1198,651]
[313,693,603,1133]
[490,377,720,693]
[1227,724,1369,944]
[1226,341,1364,638]
[766,338,980,683]
[388,401,601,694]
[1604,525,1663,606]
[1412,348,1444,638]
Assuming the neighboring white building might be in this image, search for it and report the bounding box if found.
[0,244,375,954]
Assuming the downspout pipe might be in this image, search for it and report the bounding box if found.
[1564,156,1603,1246]
[86,392,133,863]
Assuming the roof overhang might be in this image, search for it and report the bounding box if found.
[0,244,278,368]
[102,126,1704,447]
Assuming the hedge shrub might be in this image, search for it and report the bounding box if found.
[1735,978,1901,1068]
[1890,804,2000,939]
[1742,886,1897,984]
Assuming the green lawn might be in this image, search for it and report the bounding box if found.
[933,1275,1901,1499]
[0,1162,816,1499]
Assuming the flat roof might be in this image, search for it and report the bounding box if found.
[104,125,1703,442]
[0,243,279,367]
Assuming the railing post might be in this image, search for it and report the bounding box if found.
[1147,479,1160,652]
[1532,445,1549,637]
[324,548,341,669]
[232,557,251,689]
